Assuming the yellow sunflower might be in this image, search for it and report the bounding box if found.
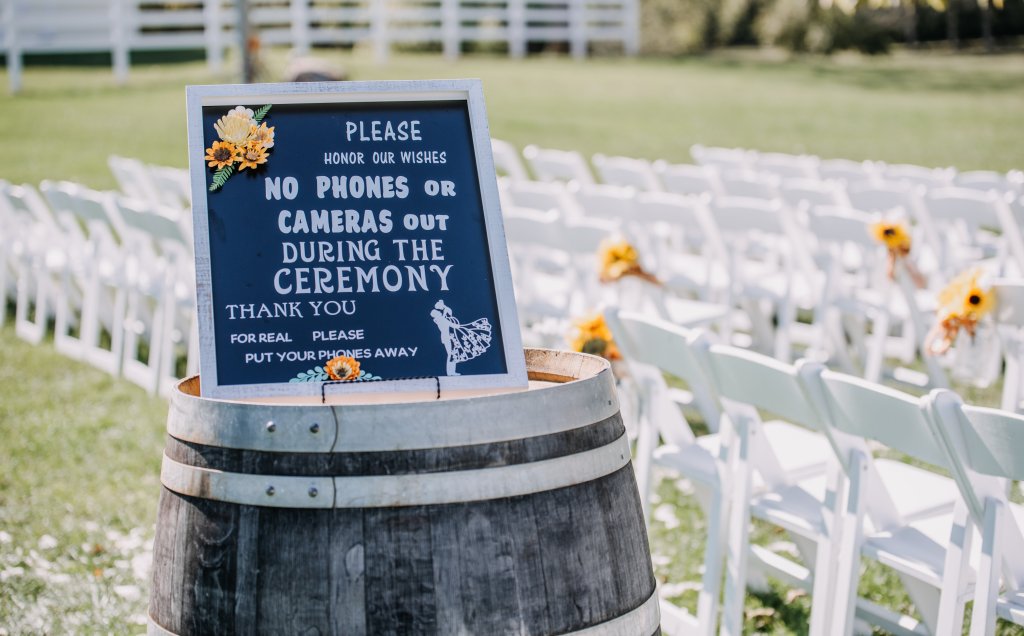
[869,221,912,252]
[237,142,269,171]
[325,355,361,381]
[250,122,275,148]
[568,313,621,360]
[204,140,240,169]
[961,285,994,319]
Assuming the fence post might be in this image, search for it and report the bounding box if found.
[205,0,224,73]
[110,0,130,85]
[508,0,524,58]
[623,0,638,55]
[442,0,458,60]
[569,0,586,59]
[291,0,310,55]
[5,0,22,94]
[372,0,389,63]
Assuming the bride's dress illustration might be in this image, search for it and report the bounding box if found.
[430,300,492,375]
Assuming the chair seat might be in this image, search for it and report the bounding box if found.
[653,436,720,489]
[761,420,833,483]
[750,473,831,538]
[875,459,958,521]
[997,590,1024,625]
[863,510,978,589]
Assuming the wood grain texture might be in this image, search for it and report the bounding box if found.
[149,351,658,635]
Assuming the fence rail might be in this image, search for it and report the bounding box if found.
[1,0,639,93]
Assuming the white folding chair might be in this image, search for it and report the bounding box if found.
[815,157,877,184]
[113,196,195,394]
[652,162,723,198]
[502,206,573,347]
[753,152,819,181]
[698,344,839,636]
[800,366,970,636]
[920,187,1008,277]
[108,155,162,205]
[490,138,530,181]
[717,170,781,200]
[991,280,1024,413]
[879,162,956,190]
[778,178,851,212]
[604,309,731,636]
[568,182,637,224]
[708,196,815,361]
[497,177,577,219]
[40,180,126,376]
[522,144,595,185]
[690,144,755,173]
[592,153,662,191]
[926,391,1024,636]
[1,183,69,344]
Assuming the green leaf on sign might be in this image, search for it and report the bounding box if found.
[209,164,234,192]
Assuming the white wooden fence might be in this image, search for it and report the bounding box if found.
[0,0,639,93]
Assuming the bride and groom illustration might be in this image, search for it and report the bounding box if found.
[430,300,492,375]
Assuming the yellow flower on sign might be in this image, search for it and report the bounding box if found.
[237,142,269,171]
[214,109,257,145]
[204,140,239,170]
[250,122,275,148]
[325,355,361,381]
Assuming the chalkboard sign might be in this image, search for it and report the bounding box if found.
[185,80,526,399]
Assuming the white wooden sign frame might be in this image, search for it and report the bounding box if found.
[186,79,526,400]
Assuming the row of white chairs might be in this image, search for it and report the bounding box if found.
[502,181,1024,410]
[493,138,1024,201]
[0,178,197,396]
[607,307,1024,636]
[108,155,191,214]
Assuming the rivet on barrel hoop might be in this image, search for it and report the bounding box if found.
[309,423,320,434]
[265,485,275,496]
[308,486,319,498]
[265,421,276,433]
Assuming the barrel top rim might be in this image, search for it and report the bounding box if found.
[174,348,611,408]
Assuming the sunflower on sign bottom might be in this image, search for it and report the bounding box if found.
[289,355,382,383]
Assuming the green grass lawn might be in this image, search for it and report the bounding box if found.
[2,49,1024,634]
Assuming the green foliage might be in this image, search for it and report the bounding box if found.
[208,164,234,191]
[290,366,329,382]
[253,103,271,123]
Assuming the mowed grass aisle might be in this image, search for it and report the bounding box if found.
[1,49,1024,633]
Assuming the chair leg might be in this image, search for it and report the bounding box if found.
[830,452,869,636]
[696,484,728,636]
[969,500,1003,636]
[935,502,973,635]
[720,419,753,636]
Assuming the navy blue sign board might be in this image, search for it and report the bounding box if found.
[186,80,527,399]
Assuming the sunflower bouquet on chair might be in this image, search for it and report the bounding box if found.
[597,237,659,285]
[924,267,994,356]
[567,312,621,361]
[869,218,926,288]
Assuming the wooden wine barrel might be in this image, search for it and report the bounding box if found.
[148,349,659,636]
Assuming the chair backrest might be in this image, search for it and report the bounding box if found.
[806,205,882,252]
[592,154,661,191]
[108,155,161,204]
[955,169,1024,197]
[690,144,754,173]
[490,138,530,181]
[522,144,595,185]
[779,178,850,210]
[879,163,955,190]
[703,343,820,431]
[710,196,788,237]
[923,186,1004,237]
[498,178,576,218]
[718,171,780,200]
[753,152,818,181]
[112,196,191,263]
[568,182,637,223]
[816,157,877,184]
[926,389,1024,591]
[604,308,719,444]
[502,206,566,252]
[814,368,947,469]
[652,161,722,197]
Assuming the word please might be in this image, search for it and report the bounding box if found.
[345,120,422,142]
